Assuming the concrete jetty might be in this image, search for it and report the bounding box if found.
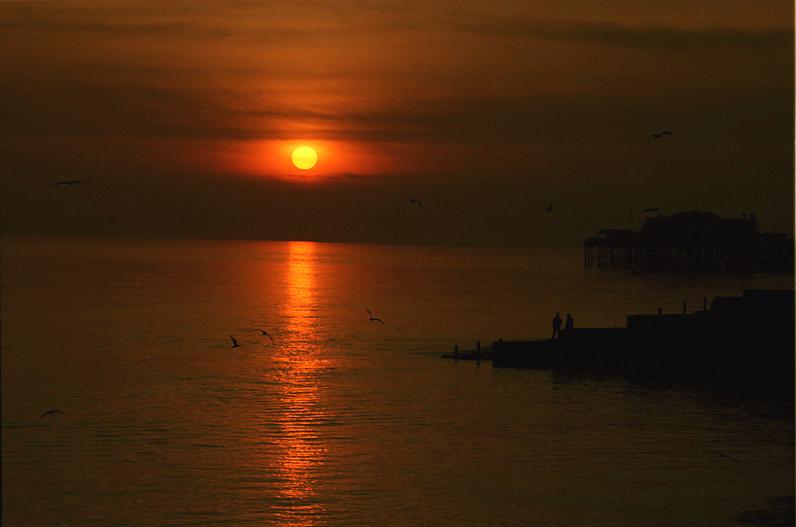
[441,341,492,362]
[462,290,794,394]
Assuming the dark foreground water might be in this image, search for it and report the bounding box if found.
[2,237,793,526]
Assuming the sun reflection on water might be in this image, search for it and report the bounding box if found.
[271,241,329,526]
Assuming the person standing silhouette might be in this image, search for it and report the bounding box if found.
[552,312,562,339]
[564,313,574,333]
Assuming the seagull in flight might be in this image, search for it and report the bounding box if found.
[716,450,739,463]
[546,203,553,213]
[40,409,63,419]
[229,335,241,348]
[641,207,661,214]
[242,328,275,343]
[255,329,275,343]
[647,131,672,141]
[365,309,385,324]
[408,197,423,208]
[52,180,87,186]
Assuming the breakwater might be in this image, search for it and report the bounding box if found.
[483,290,794,395]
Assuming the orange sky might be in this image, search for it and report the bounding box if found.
[1,1,792,245]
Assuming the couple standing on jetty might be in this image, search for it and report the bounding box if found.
[552,312,574,339]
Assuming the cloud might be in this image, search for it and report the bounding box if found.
[0,1,792,243]
[459,17,792,50]
[9,1,788,52]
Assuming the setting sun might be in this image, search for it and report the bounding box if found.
[291,146,318,170]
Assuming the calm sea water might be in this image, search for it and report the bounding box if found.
[2,237,793,526]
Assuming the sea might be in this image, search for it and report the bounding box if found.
[2,236,793,526]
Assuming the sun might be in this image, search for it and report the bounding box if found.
[291,146,318,170]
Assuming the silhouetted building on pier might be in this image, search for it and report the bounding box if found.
[583,211,793,272]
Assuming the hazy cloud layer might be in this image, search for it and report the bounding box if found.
[1,1,792,245]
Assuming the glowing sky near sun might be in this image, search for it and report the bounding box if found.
[0,1,792,244]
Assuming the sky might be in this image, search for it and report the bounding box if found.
[1,0,793,247]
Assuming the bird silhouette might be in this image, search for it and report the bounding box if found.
[408,197,423,208]
[255,329,275,343]
[52,180,87,186]
[717,450,739,463]
[40,409,63,419]
[243,328,275,343]
[229,335,241,348]
[365,309,385,324]
[641,207,661,214]
[546,203,553,213]
[647,131,672,141]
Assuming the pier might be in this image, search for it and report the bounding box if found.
[583,211,793,273]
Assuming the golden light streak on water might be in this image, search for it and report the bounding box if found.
[1,238,792,526]
[272,241,329,525]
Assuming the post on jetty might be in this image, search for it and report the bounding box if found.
[441,341,494,361]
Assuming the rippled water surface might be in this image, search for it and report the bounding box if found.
[2,237,793,526]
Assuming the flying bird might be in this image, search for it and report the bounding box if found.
[717,450,739,463]
[647,131,672,141]
[408,198,423,208]
[255,329,275,343]
[229,335,241,348]
[40,409,63,419]
[546,203,553,213]
[365,309,385,324]
[52,180,87,186]
[243,328,275,343]
[641,207,661,214]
